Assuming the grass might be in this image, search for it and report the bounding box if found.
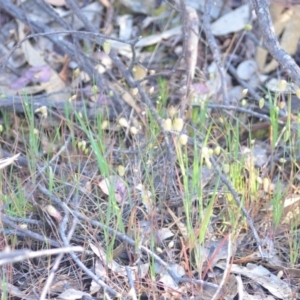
[1,83,300,298]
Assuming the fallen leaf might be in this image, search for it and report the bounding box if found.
[90,258,107,294]
[16,20,66,95]
[58,289,89,300]
[211,4,250,36]
[45,0,66,6]
[217,263,292,299]
[98,176,127,203]
[236,60,257,81]
[11,65,52,89]
[90,243,149,280]
[155,228,174,244]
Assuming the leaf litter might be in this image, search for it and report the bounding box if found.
[0,0,299,299]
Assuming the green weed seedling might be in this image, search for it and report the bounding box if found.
[2,179,30,218]
[289,221,300,267]
[267,91,280,150]
[73,108,126,256]
[271,180,285,229]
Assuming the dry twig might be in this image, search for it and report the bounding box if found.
[0,246,83,266]
[251,0,300,88]
[36,183,122,298]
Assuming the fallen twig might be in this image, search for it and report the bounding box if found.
[251,0,300,88]
[37,183,122,299]
[209,156,264,258]
[0,246,83,266]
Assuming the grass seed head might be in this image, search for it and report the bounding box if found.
[279,101,285,109]
[130,126,138,135]
[179,134,188,145]
[173,118,184,132]
[214,146,221,156]
[101,120,109,130]
[168,106,177,118]
[223,164,230,173]
[118,165,126,176]
[73,68,80,77]
[149,86,154,94]
[164,118,172,131]
[35,106,48,118]
[46,205,62,223]
[263,177,270,193]
[92,85,99,94]
[244,24,252,31]
[278,79,287,92]
[131,87,139,96]
[205,157,212,168]
[259,98,265,108]
[33,128,39,135]
[103,41,111,55]
[68,94,77,102]
[241,99,247,107]
[119,118,129,128]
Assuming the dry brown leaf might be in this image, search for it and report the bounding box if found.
[111,82,142,114]
[98,0,111,8]
[17,21,66,95]
[59,55,71,82]
[133,64,147,81]
[112,242,126,259]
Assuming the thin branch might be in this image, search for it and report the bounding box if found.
[251,0,300,88]
[0,246,83,266]
[37,184,122,299]
[40,192,80,300]
[211,233,232,300]
[126,266,138,300]
[1,211,61,248]
[209,156,264,258]
[1,30,139,69]
[0,1,105,90]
